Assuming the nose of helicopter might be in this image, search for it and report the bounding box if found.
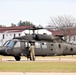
[0,47,7,55]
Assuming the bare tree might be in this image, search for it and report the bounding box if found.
[49,15,76,28]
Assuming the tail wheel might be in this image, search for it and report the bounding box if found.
[14,56,21,61]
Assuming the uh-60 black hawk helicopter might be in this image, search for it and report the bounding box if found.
[0,26,76,61]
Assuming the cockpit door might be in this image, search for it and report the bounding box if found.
[35,42,42,55]
[20,42,26,52]
[13,41,21,55]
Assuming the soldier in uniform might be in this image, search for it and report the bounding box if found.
[29,42,35,61]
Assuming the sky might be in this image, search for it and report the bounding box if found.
[0,0,76,27]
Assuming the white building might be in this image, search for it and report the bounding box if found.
[0,30,22,46]
[0,26,30,46]
[0,26,52,46]
[22,29,52,35]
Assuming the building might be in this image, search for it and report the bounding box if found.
[49,27,76,44]
[0,26,52,46]
[0,26,30,46]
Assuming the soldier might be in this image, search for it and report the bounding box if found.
[29,42,35,61]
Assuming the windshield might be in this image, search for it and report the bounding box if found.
[3,40,17,47]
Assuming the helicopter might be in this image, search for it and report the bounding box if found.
[0,26,76,61]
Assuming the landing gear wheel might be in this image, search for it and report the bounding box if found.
[15,56,21,61]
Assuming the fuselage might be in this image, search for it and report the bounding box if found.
[0,39,76,57]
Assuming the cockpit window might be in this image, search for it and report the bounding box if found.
[14,42,20,47]
[3,40,17,47]
[3,40,10,46]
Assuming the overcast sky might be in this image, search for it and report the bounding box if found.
[0,0,76,27]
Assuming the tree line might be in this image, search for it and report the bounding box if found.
[0,20,35,27]
[0,15,76,30]
[11,20,35,27]
[0,15,76,28]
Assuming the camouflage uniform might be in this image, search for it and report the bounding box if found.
[29,43,35,61]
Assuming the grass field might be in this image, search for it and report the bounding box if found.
[0,56,76,72]
[0,62,76,72]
